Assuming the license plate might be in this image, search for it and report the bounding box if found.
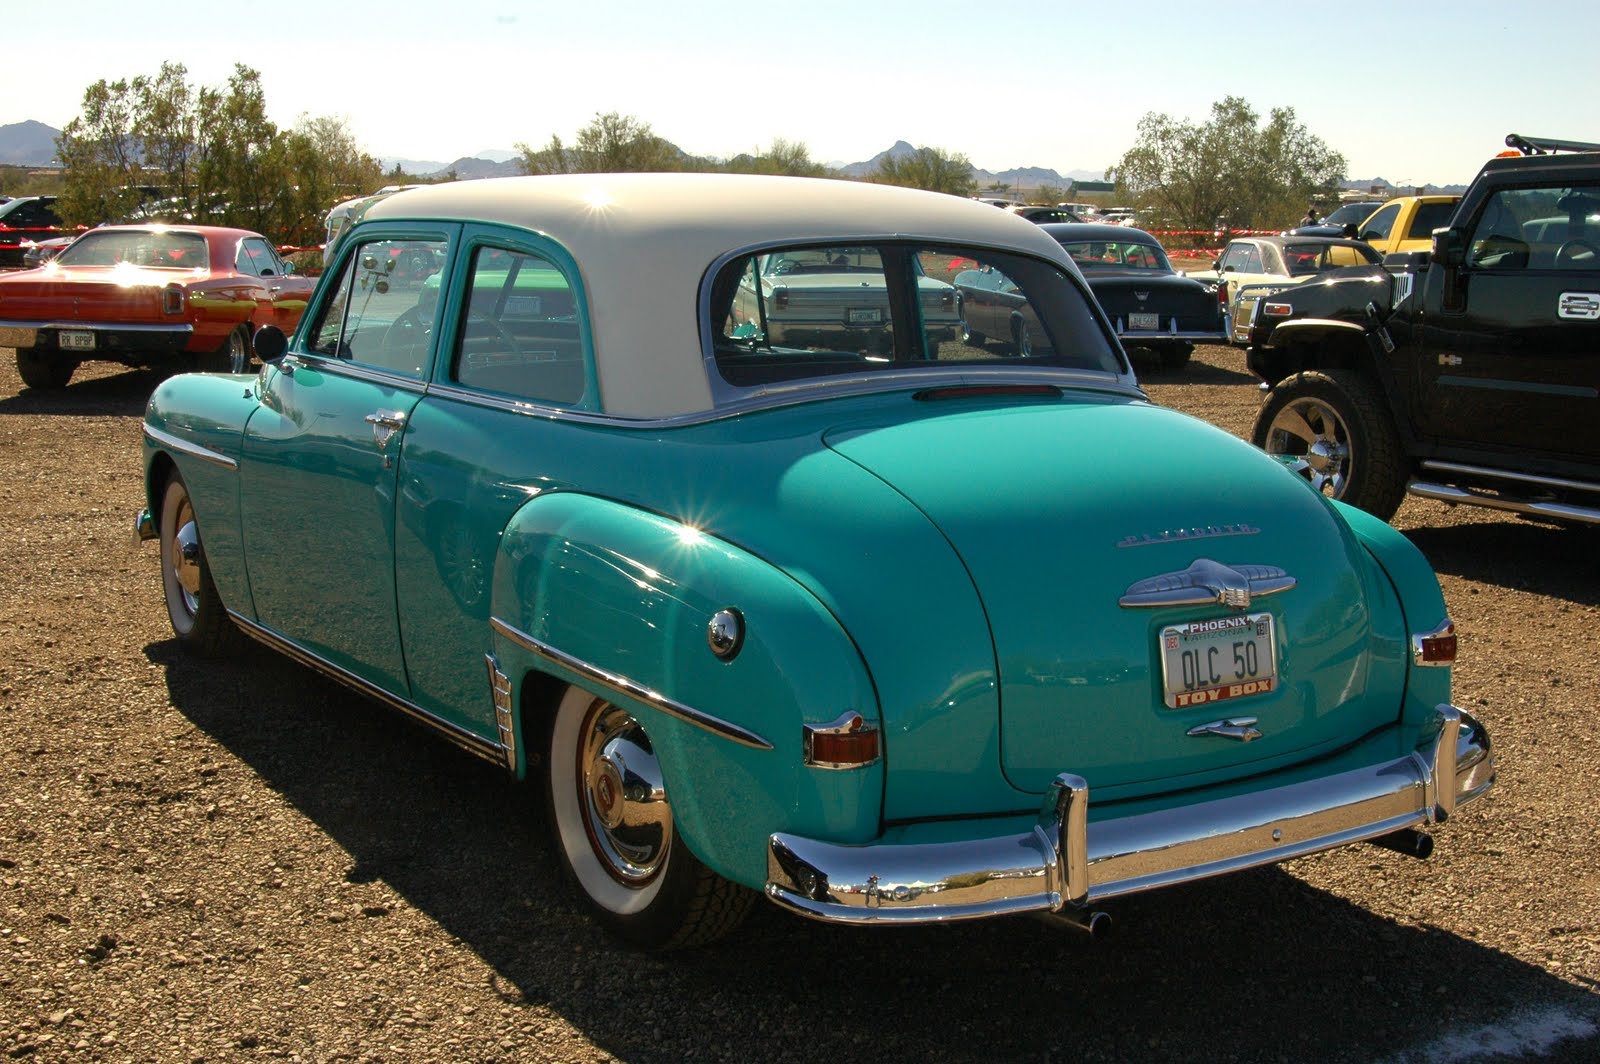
[1128,312,1159,330]
[1159,612,1277,709]
[59,330,96,351]
[847,308,882,325]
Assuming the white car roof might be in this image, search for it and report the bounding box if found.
[363,173,1077,417]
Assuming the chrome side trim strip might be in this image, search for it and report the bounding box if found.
[228,612,506,767]
[1417,460,1600,495]
[766,706,1491,925]
[489,616,773,751]
[142,424,239,471]
[1406,481,1600,525]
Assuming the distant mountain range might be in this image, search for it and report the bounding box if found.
[1,121,1463,196]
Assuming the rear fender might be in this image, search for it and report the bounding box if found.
[487,491,881,889]
[1331,500,1452,723]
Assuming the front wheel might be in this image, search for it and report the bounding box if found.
[545,685,753,949]
[1252,369,1408,520]
[158,472,237,655]
[16,349,76,389]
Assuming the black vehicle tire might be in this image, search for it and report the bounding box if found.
[545,684,753,950]
[204,325,252,374]
[961,320,987,347]
[1010,315,1033,357]
[1252,369,1408,520]
[16,350,76,389]
[158,472,238,656]
[1156,342,1193,370]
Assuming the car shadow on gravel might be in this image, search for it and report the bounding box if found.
[1405,520,1600,607]
[0,363,168,417]
[1136,353,1258,387]
[150,638,1600,1064]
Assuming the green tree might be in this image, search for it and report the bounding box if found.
[722,137,833,177]
[869,146,977,197]
[517,112,682,174]
[53,77,143,226]
[278,115,383,248]
[1112,96,1345,235]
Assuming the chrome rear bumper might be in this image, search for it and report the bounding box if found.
[766,705,1492,924]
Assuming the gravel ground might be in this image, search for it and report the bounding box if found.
[1,347,1596,1063]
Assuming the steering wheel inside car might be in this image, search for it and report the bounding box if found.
[1554,239,1598,266]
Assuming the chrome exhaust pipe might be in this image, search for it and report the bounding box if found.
[1041,908,1113,939]
[1368,828,1434,860]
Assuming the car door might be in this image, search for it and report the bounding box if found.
[1412,184,1600,461]
[237,236,316,334]
[237,225,458,694]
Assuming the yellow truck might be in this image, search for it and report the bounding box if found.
[1351,194,1461,255]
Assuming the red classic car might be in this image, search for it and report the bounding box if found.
[0,225,316,389]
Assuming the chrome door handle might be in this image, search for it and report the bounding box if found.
[364,411,407,463]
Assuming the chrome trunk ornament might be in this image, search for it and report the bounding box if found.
[1120,558,1295,609]
[1186,717,1264,742]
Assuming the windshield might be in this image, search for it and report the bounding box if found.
[712,241,1124,388]
[1056,239,1171,271]
[1323,202,1381,226]
[1282,242,1380,276]
[55,229,209,269]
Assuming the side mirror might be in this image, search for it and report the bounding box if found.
[281,261,296,276]
[1432,226,1467,268]
[253,324,288,363]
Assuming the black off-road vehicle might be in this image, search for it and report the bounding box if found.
[1242,134,1600,525]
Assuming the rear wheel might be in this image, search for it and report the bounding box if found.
[16,350,76,389]
[545,685,753,949]
[158,472,237,655]
[207,325,252,374]
[1252,369,1408,520]
[1010,316,1033,357]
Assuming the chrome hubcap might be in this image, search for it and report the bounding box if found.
[170,500,202,615]
[1267,398,1349,498]
[578,703,670,885]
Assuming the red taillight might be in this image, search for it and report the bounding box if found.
[804,712,879,768]
[1413,621,1457,666]
[162,284,185,315]
[1263,302,1293,317]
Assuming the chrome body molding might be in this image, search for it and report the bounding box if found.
[489,616,774,751]
[229,612,507,767]
[485,654,517,771]
[142,423,239,471]
[766,706,1493,924]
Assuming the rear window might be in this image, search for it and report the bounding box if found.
[55,229,209,269]
[710,242,1121,387]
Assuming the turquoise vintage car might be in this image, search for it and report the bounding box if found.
[136,173,1494,949]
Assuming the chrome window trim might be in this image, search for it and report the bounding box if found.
[228,611,506,767]
[142,424,239,471]
[285,352,430,392]
[489,616,774,751]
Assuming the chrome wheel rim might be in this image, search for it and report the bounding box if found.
[227,329,249,373]
[575,701,671,886]
[1265,396,1350,498]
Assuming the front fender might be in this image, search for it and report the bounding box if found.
[488,491,881,889]
[141,371,260,612]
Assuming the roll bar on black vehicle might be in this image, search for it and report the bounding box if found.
[1504,134,1600,155]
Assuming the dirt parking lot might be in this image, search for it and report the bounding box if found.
[1,346,1597,1063]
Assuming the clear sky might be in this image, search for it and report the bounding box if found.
[4,0,1593,187]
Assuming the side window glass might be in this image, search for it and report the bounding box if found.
[1363,203,1399,240]
[1468,190,1533,270]
[237,238,276,277]
[453,246,585,405]
[306,238,448,376]
[1240,246,1263,273]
